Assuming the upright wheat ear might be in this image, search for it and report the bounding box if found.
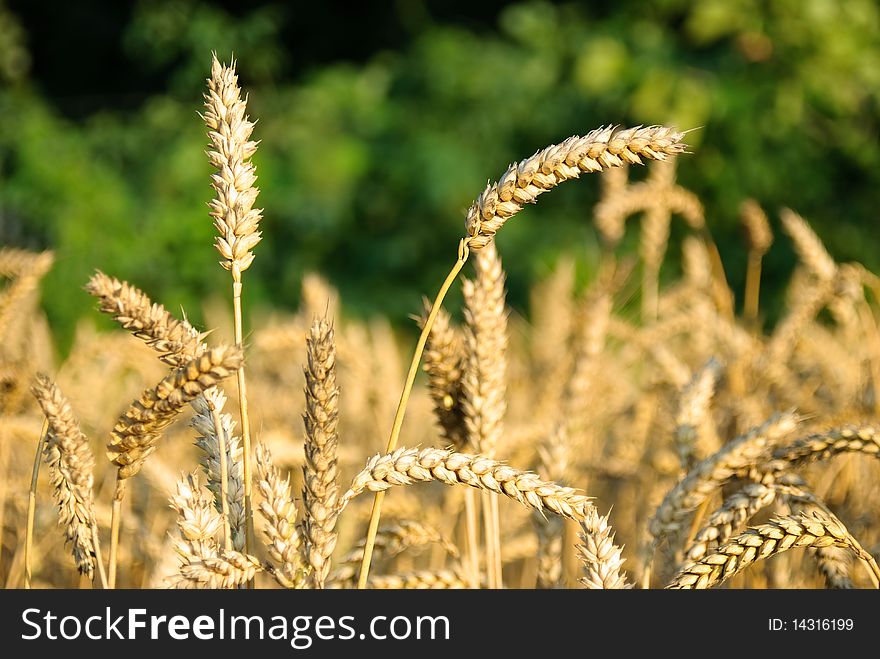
[358,124,689,588]
[204,53,262,568]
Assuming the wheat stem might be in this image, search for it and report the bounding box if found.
[108,477,125,589]
[357,240,470,588]
[24,419,48,589]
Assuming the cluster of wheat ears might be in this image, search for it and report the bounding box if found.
[2,55,879,590]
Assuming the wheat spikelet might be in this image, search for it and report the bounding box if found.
[577,509,631,589]
[339,447,593,522]
[649,411,799,545]
[191,389,245,551]
[465,125,687,249]
[108,345,243,479]
[31,374,97,578]
[203,55,262,279]
[300,316,340,588]
[255,443,307,588]
[667,510,871,589]
[0,246,48,278]
[780,208,837,282]
[419,302,467,450]
[85,272,205,367]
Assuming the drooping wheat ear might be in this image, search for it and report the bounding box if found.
[332,520,458,585]
[760,424,880,473]
[204,52,260,567]
[418,301,467,450]
[779,208,837,282]
[340,447,593,522]
[673,357,722,471]
[299,316,341,588]
[813,546,855,589]
[465,125,688,249]
[648,411,799,547]
[462,242,507,587]
[31,374,99,580]
[85,271,205,367]
[577,509,631,589]
[0,249,53,340]
[667,510,877,589]
[533,426,569,588]
[255,443,308,588]
[108,345,244,479]
[684,482,777,563]
[204,54,263,278]
[191,389,245,551]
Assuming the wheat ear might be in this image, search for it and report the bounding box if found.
[341,447,592,521]
[85,271,205,366]
[780,208,837,282]
[191,389,245,551]
[462,242,507,588]
[107,345,242,587]
[465,125,688,249]
[668,510,879,589]
[673,357,722,471]
[255,443,308,588]
[577,509,631,589]
[31,375,106,586]
[300,316,341,588]
[204,53,263,565]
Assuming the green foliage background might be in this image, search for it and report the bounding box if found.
[1,0,878,350]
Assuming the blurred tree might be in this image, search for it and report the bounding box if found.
[0,0,878,350]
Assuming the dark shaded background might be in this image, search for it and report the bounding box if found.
[1,0,878,350]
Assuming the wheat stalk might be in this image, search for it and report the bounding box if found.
[740,200,773,322]
[204,53,263,565]
[300,316,341,588]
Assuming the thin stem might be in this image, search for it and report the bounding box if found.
[24,419,49,589]
[107,476,126,589]
[91,521,108,589]
[232,279,255,582]
[210,398,233,552]
[744,251,762,324]
[490,494,503,587]
[357,240,471,588]
[463,489,480,588]
[481,491,496,588]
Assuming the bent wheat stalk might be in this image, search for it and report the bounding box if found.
[359,124,688,587]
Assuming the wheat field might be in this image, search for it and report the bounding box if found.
[2,55,878,590]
